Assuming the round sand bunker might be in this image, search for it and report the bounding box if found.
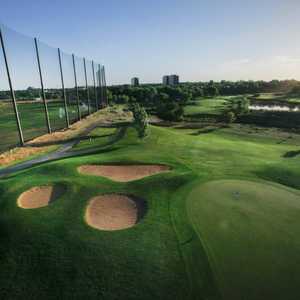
[85,194,146,231]
[17,185,65,209]
[78,164,170,182]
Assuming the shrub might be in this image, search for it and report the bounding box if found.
[224,111,236,123]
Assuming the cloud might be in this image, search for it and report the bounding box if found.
[221,58,251,69]
[215,55,300,80]
[272,56,300,65]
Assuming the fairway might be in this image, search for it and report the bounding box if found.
[184,97,229,118]
[187,180,300,300]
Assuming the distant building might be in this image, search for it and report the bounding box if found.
[169,74,179,86]
[162,74,179,86]
[131,77,139,86]
[163,75,169,85]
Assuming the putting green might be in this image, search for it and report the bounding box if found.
[187,179,300,300]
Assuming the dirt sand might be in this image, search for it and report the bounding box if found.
[17,185,65,209]
[85,194,145,231]
[78,164,170,182]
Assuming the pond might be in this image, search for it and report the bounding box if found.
[249,105,300,112]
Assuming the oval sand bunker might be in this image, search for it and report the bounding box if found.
[17,185,65,209]
[78,164,170,182]
[85,194,146,231]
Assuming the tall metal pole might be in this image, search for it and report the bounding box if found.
[83,58,91,115]
[34,38,51,134]
[98,64,103,108]
[92,61,98,110]
[102,66,108,107]
[72,54,81,121]
[58,48,70,127]
[0,27,24,145]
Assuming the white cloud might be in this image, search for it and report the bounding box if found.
[221,58,251,69]
[215,55,300,80]
[272,56,300,65]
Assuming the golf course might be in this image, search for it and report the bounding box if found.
[2,1,300,298]
[0,102,300,299]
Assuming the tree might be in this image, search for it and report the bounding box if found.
[205,85,219,97]
[129,102,148,138]
[156,99,184,121]
[231,97,249,115]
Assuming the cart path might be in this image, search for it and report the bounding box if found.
[0,124,126,179]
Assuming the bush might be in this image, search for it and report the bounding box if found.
[231,97,250,115]
[224,111,236,123]
[129,102,148,138]
[156,100,184,121]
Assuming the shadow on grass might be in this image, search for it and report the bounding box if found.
[255,164,300,190]
[283,150,300,158]
[190,127,219,136]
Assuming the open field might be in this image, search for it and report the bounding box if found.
[0,115,300,299]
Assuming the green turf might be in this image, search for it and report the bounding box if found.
[73,127,118,151]
[187,179,300,300]
[184,97,229,117]
[0,121,300,299]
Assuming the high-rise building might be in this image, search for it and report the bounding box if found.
[131,77,139,86]
[163,75,179,85]
[169,74,179,85]
[163,75,169,85]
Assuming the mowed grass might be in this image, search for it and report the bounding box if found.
[72,127,117,151]
[184,97,229,117]
[187,180,300,300]
[0,122,300,299]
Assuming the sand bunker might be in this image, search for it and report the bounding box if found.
[17,185,65,209]
[85,194,146,231]
[78,164,170,182]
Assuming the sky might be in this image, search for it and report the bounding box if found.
[1,0,300,86]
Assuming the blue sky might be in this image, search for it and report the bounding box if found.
[1,0,300,86]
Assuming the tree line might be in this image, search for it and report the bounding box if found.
[107,80,300,121]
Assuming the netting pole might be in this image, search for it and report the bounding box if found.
[72,54,81,121]
[0,26,24,146]
[58,48,70,127]
[92,61,98,110]
[83,58,91,115]
[102,66,108,106]
[34,38,51,134]
[98,64,103,108]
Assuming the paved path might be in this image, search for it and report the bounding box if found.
[0,124,125,179]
